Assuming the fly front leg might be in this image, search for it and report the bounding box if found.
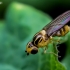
[41,36,60,57]
[42,36,53,54]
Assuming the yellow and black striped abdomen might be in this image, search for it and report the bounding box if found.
[55,25,70,36]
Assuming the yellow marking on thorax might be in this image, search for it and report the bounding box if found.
[40,30,46,36]
[37,30,52,48]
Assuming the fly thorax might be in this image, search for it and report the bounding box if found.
[32,30,50,48]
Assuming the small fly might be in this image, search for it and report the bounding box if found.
[25,10,70,56]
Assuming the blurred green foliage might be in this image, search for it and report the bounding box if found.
[0,1,70,70]
[0,64,18,70]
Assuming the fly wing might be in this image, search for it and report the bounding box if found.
[43,10,70,36]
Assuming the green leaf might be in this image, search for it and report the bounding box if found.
[0,64,18,70]
[0,2,66,70]
[39,43,66,70]
[5,2,52,40]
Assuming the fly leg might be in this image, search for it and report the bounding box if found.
[42,45,60,57]
[44,47,47,53]
[42,36,53,54]
[50,37,62,57]
[46,36,60,57]
[42,46,59,57]
[51,37,60,53]
[42,47,47,54]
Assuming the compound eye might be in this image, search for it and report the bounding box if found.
[31,48,38,54]
[33,36,42,45]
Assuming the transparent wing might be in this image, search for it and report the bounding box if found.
[43,10,70,36]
